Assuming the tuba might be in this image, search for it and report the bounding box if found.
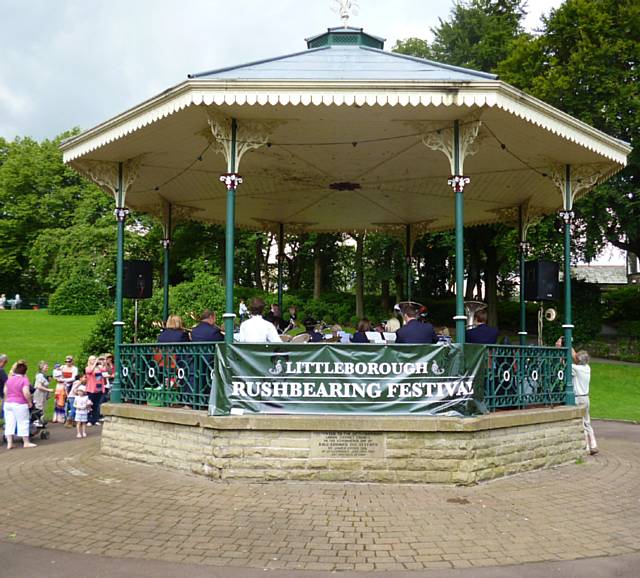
[464,301,488,329]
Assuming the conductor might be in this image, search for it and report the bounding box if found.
[395,302,438,344]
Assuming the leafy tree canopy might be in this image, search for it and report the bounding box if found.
[395,0,528,73]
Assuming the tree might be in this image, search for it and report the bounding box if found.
[0,132,110,297]
[394,0,528,73]
[430,0,528,72]
[499,0,640,258]
[393,38,432,59]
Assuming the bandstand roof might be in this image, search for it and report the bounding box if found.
[61,25,631,234]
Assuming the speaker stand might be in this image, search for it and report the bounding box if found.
[537,302,544,346]
[134,299,139,344]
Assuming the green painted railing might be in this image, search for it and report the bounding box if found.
[119,342,218,410]
[482,344,567,411]
[118,343,569,413]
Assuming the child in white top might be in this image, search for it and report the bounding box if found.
[73,385,92,439]
[239,298,248,323]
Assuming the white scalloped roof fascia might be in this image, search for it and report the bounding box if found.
[61,79,631,165]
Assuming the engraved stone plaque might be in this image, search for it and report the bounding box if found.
[310,432,384,458]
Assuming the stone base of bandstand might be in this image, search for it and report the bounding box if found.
[100,404,586,485]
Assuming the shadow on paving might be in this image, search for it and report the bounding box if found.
[1,540,639,578]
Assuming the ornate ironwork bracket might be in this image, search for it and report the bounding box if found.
[206,112,280,172]
[548,163,608,210]
[220,173,243,190]
[74,156,143,207]
[413,118,482,174]
[114,207,130,222]
[448,175,471,193]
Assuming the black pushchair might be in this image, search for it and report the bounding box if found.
[29,406,50,440]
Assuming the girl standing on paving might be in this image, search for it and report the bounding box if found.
[73,385,92,438]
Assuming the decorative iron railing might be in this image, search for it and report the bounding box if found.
[117,343,568,413]
[482,344,567,411]
[119,342,218,410]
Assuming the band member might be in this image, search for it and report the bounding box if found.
[395,303,438,344]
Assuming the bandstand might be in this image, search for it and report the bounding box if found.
[61,21,630,483]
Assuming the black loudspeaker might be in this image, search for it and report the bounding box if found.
[524,260,559,302]
[123,260,153,299]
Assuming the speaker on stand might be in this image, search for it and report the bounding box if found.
[123,260,153,343]
[524,260,559,345]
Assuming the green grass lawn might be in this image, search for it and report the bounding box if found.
[0,310,96,419]
[0,309,96,374]
[590,362,640,423]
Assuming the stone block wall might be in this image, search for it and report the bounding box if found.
[101,405,585,485]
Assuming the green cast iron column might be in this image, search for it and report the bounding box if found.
[563,165,575,405]
[162,204,172,323]
[277,222,284,312]
[453,121,466,345]
[112,162,126,403]
[518,205,527,346]
[223,119,238,344]
[405,224,412,301]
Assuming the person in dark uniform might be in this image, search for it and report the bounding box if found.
[190,310,224,342]
[395,303,438,344]
[466,309,499,344]
[157,315,190,342]
[303,318,323,342]
[156,314,191,406]
[351,318,372,343]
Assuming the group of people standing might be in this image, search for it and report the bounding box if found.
[1,352,114,448]
[0,293,21,309]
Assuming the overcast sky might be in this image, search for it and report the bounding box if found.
[1,0,565,141]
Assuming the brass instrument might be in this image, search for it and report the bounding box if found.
[464,301,488,329]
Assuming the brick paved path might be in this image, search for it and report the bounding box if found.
[1,421,639,573]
